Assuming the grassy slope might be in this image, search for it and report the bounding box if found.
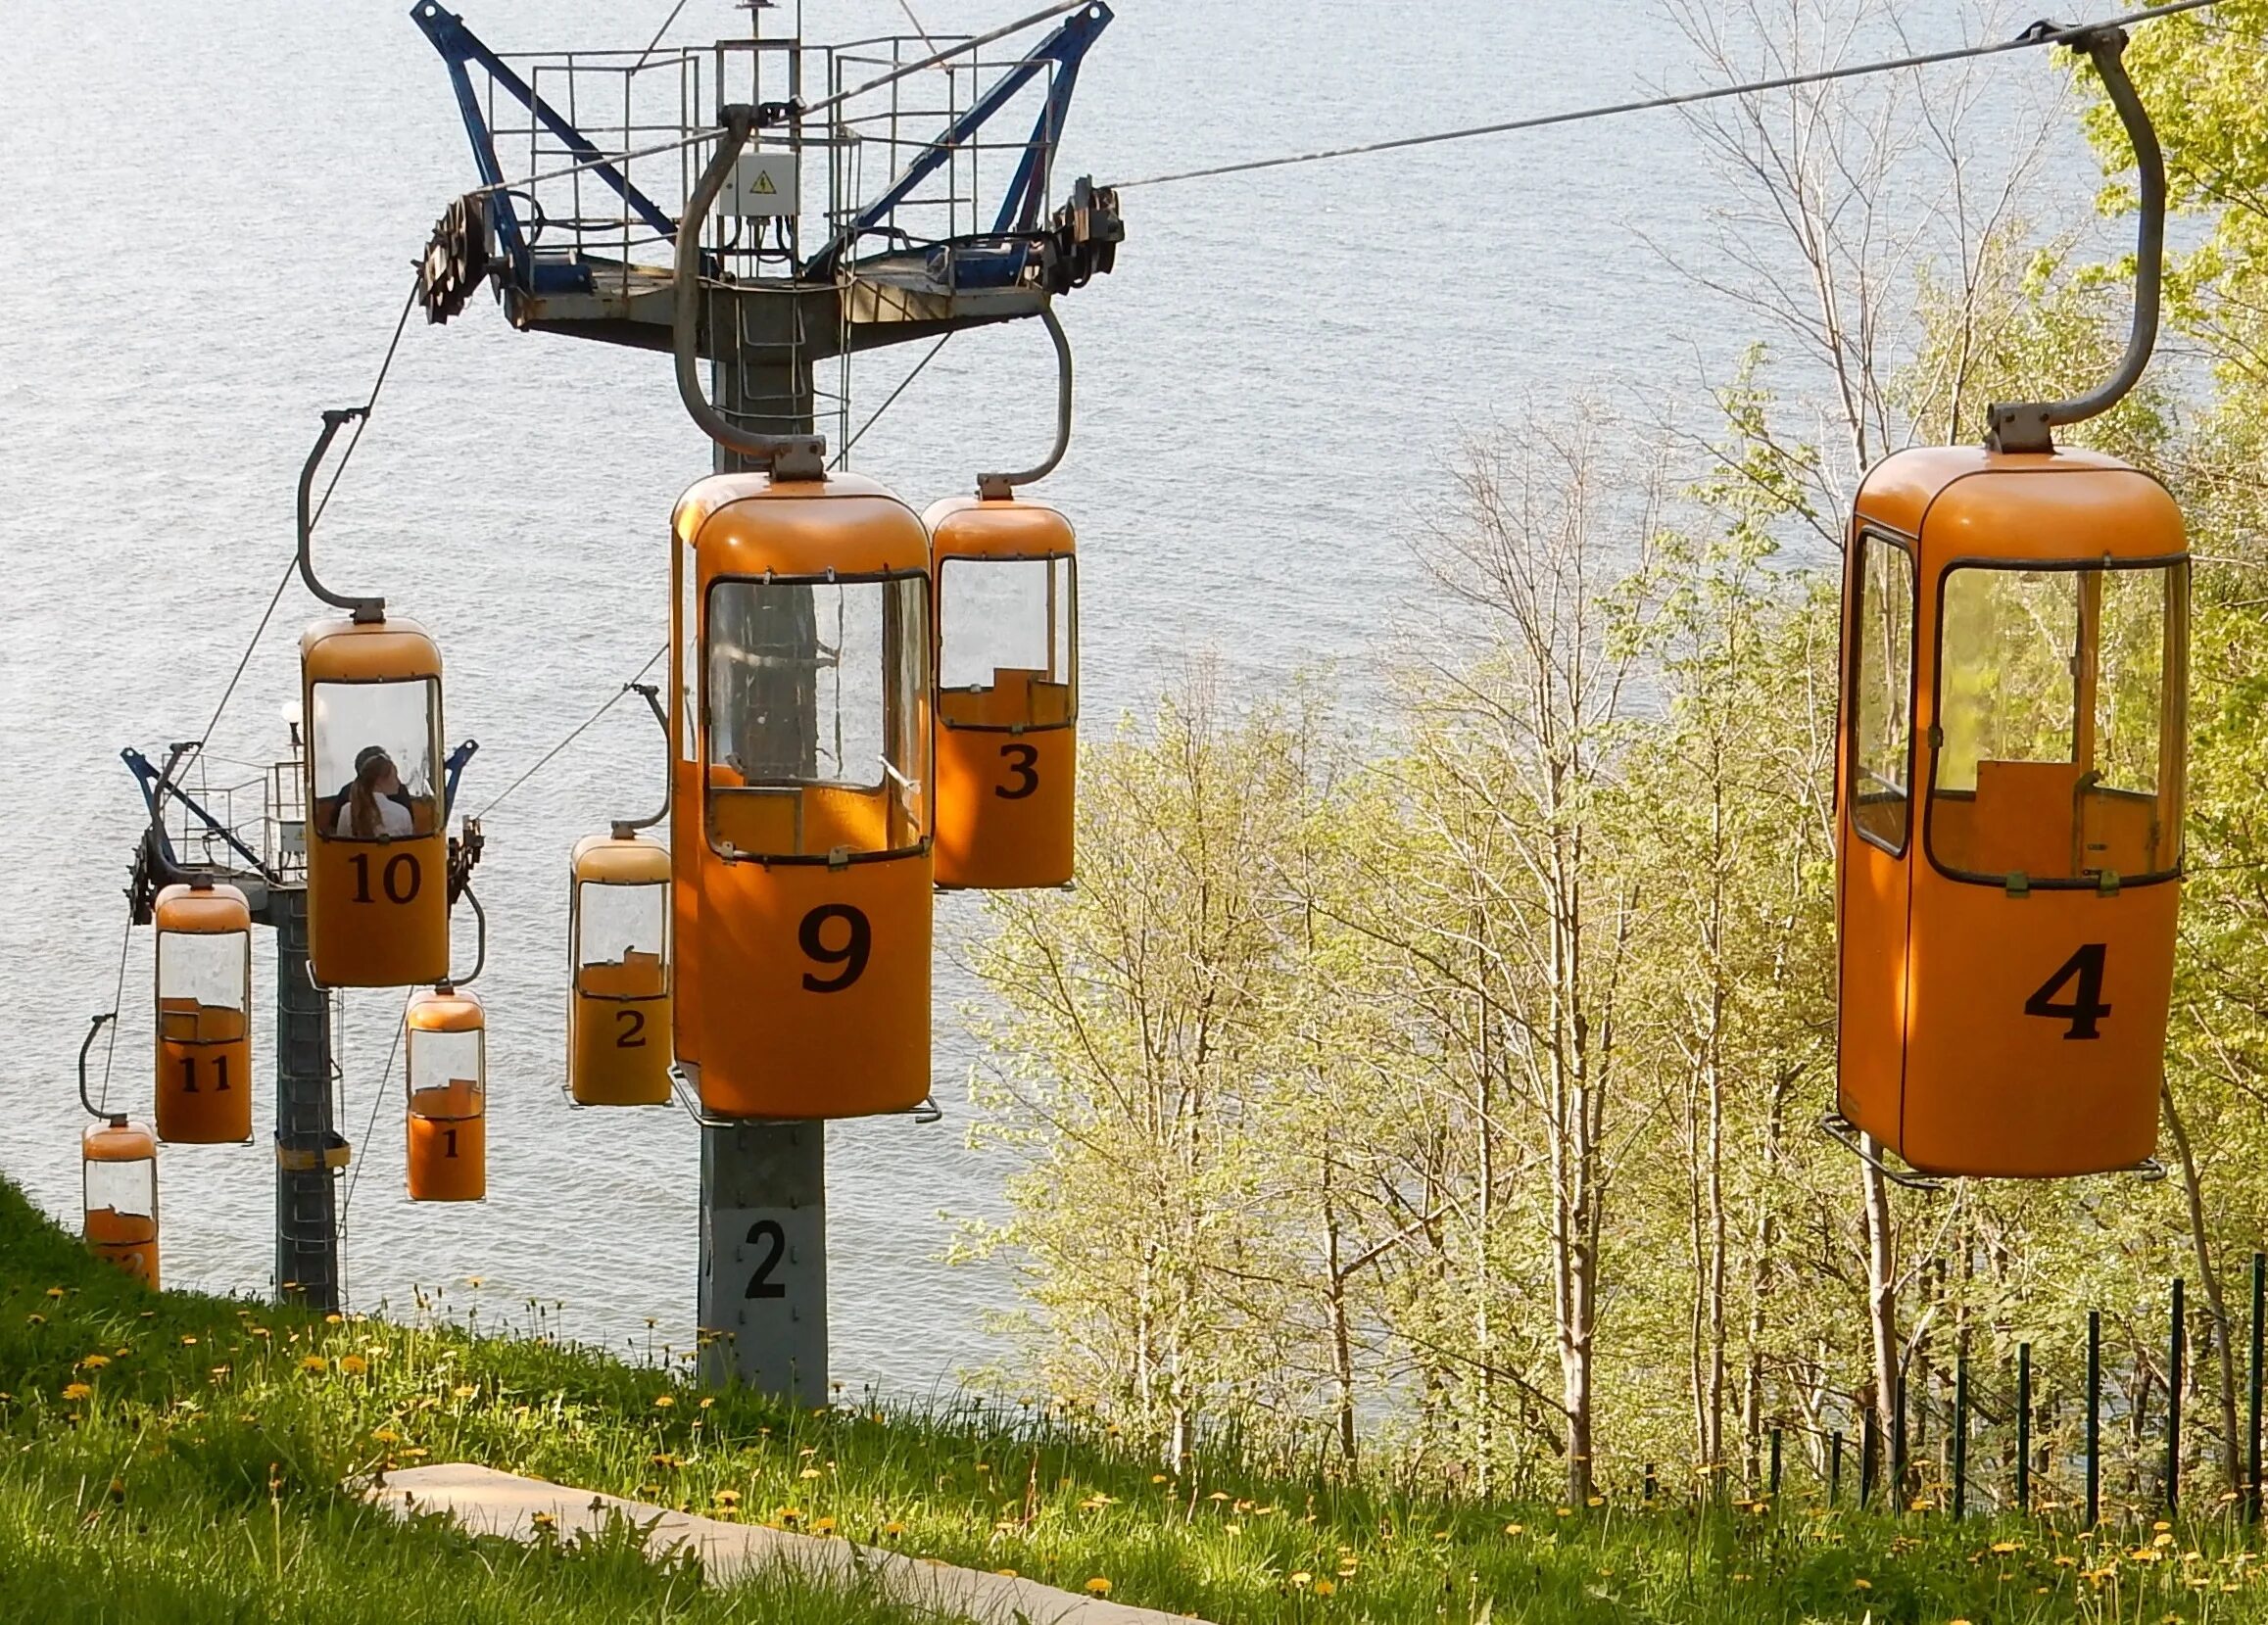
[5,1177,2264,1624]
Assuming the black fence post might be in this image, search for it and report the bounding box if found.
[2168,1276,2185,1516]
[1861,1408,1878,1510]
[1643,1462,1657,1505]
[1892,1373,1908,1511]
[2087,1310,2102,1529]
[1769,1428,1782,1499]
[1954,1351,1969,1522]
[2016,1343,2032,1515]
[1830,1431,1843,1507]
[2251,1254,2265,1525]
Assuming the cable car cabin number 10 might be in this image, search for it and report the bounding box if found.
[301,617,451,988]
[1835,447,2188,1179]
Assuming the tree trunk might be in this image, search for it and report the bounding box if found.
[1860,1143,1900,1493]
[2164,1081,2243,1490]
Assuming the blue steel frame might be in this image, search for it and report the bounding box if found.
[804,2,1113,281]
[410,1,683,289]
[413,1,1110,291]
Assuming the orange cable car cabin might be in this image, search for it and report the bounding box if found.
[406,984,486,1201]
[569,833,673,1106]
[926,494,1077,889]
[671,470,935,1120]
[1836,447,2188,1178]
[302,616,451,988]
[153,881,253,1144]
[82,1118,159,1287]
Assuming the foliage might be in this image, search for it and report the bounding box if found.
[12,1176,2268,1623]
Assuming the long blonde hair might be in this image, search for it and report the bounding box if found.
[348,750,393,838]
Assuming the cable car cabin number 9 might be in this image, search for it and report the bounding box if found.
[301,618,451,988]
[669,471,935,1122]
[1835,448,2188,1179]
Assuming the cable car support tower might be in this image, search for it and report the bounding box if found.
[411,0,1122,1398]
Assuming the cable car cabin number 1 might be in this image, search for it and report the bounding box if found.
[670,470,935,1122]
[1836,447,2188,1178]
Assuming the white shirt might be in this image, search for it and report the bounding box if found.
[335,795,415,838]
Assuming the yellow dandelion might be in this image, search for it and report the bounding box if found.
[776,1507,800,1525]
[1555,1506,1572,1518]
[179,1335,196,1346]
[78,1355,110,1370]
[713,1489,742,1508]
[883,1521,906,1538]
[1586,1495,1605,1507]
[1084,1578,1112,1596]
[1853,1578,1872,1590]
[1992,1542,2021,1554]
[652,1394,675,1409]
[699,1397,715,1410]
[46,1287,66,1299]
[531,1510,556,1531]
[798,1467,822,1480]
[813,1516,838,1534]
[994,1569,1018,1579]
[62,1381,92,1401]
[1504,1523,1523,1535]
[1289,1571,1313,1586]
[24,1314,43,1326]
[340,1356,367,1377]
[324,1314,344,1325]
[1151,1473,1169,1484]
[452,1384,477,1400]
[301,1356,328,1374]
[1314,1579,1336,1597]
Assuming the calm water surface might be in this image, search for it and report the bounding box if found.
[0,0,2082,1387]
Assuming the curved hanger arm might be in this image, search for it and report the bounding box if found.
[613,682,672,837]
[298,409,386,623]
[1988,25,2164,453]
[78,1012,119,1121]
[673,106,828,476]
[977,304,1074,499]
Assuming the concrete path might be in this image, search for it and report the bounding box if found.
[365,1462,1211,1625]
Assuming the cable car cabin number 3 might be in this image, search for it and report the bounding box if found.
[1836,448,2188,1178]
[670,470,935,1121]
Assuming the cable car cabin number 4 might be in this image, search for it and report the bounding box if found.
[302,617,451,988]
[671,470,935,1121]
[1836,448,2188,1178]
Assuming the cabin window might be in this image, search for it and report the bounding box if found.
[703,574,929,859]
[938,556,1077,722]
[309,679,441,841]
[1850,533,1915,853]
[1929,559,2187,885]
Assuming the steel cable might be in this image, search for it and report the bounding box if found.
[1104,0,2223,191]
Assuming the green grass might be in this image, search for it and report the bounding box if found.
[6,1176,2267,1623]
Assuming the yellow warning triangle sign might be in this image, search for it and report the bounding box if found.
[753,171,777,195]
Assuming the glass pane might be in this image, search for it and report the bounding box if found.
[311,680,439,841]
[1936,570,2079,792]
[1851,537,1914,850]
[410,1028,484,1108]
[1932,563,2184,883]
[708,580,883,787]
[578,881,668,992]
[940,556,1076,698]
[2096,568,2168,795]
[158,931,247,1012]
[85,1159,155,1219]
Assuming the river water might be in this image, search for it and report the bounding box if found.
[0,0,2087,1389]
